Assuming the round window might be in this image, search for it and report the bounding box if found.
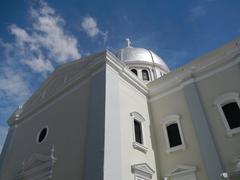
[37,127,48,143]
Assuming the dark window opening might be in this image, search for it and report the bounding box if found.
[167,123,182,148]
[134,120,143,144]
[222,102,240,129]
[131,69,138,76]
[38,127,48,143]
[142,70,150,81]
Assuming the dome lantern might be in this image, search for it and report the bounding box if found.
[115,39,170,82]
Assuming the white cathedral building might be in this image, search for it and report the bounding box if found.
[0,38,240,180]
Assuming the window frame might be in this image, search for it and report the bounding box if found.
[214,92,240,136]
[142,69,150,81]
[131,163,155,180]
[135,175,149,180]
[130,112,148,153]
[161,115,186,153]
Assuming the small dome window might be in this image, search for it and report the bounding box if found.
[131,69,138,76]
[142,70,150,81]
[37,127,48,144]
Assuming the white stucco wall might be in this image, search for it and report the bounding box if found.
[196,64,240,174]
[0,78,91,180]
[119,73,157,180]
[0,60,107,180]
[104,64,157,180]
[147,40,240,179]
[148,89,208,180]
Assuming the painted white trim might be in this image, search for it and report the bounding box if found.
[148,51,240,102]
[9,51,148,126]
[126,65,152,82]
[125,60,170,73]
[14,106,23,121]
[106,52,148,95]
[166,165,197,177]
[132,163,155,179]
[133,142,148,153]
[135,175,149,180]
[161,115,186,153]
[127,63,167,81]
[128,66,152,81]
[214,92,240,136]
[141,68,151,82]
[130,112,148,153]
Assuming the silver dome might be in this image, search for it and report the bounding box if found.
[115,47,170,72]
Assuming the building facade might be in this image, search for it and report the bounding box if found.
[0,38,239,180]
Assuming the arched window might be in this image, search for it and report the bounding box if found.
[214,92,240,136]
[142,69,150,81]
[131,69,138,76]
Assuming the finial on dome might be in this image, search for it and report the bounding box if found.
[126,38,132,47]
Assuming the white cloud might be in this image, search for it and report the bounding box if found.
[0,67,31,131]
[81,16,99,37]
[0,68,31,103]
[0,125,8,154]
[81,16,108,42]
[0,0,82,127]
[9,0,81,74]
[23,56,54,73]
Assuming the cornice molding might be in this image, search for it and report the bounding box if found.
[105,51,148,96]
[8,52,107,126]
[148,45,240,102]
[124,60,170,73]
[8,50,148,126]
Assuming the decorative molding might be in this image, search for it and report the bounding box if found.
[148,49,240,102]
[133,142,148,153]
[128,66,153,82]
[214,92,240,106]
[130,112,145,122]
[124,60,170,73]
[15,146,56,180]
[167,165,197,177]
[14,106,23,121]
[8,51,149,127]
[131,163,155,179]
[106,51,148,96]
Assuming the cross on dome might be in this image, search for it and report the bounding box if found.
[126,38,132,47]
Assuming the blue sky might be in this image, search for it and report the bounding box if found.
[0,0,240,150]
